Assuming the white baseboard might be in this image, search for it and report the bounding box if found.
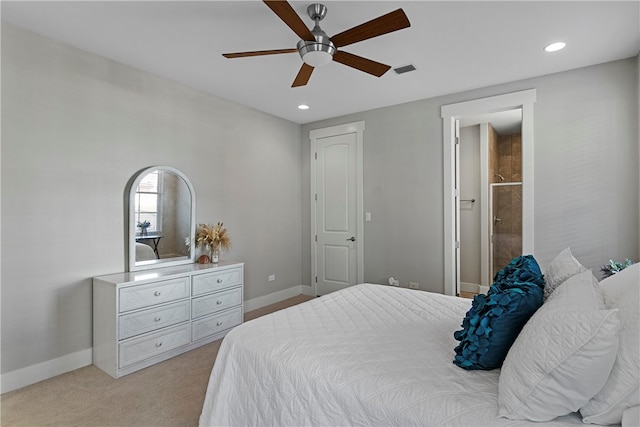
[300,284,314,296]
[244,284,313,313]
[1,348,92,394]
[460,281,480,293]
[2,285,313,394]
[460,282,490,295]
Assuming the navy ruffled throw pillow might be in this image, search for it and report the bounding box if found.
[453,255,544,370]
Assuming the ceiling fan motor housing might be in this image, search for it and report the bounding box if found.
[297,3,335,67]
[296,33,336,66]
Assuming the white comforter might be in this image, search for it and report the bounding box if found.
[199,284,583,426]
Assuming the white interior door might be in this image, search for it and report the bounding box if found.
[454,119,461,296]
[310,122,364,296]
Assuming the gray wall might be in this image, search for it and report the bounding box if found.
[302,56,639,293]
[459,125,481,286]
[1,24,302,374]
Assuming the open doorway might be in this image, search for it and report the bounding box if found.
[441,89,536,296]
[458,113,522,296]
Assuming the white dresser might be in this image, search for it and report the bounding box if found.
[93,261,244,378]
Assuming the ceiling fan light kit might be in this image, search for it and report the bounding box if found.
[223,1,411,87]
[297,39,335,67]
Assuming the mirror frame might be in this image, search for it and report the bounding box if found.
[127,166,196,271]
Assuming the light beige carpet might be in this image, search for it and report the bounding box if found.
[1,294,314,427]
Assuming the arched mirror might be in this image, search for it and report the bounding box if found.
[127,166,196,271]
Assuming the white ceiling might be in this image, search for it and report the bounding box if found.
[2,1,638,124]
[459,109,522,135]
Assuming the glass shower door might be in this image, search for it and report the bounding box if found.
[490,183,523,278]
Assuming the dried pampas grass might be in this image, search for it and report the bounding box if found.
[195,222,231,253]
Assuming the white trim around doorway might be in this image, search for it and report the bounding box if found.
[441,89,536,296]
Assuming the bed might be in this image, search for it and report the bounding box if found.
[199,252,638,427]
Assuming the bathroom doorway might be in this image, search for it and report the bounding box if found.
[441,89,536,296]
[458,116,523,294]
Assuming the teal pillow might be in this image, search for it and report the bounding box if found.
[454,255,545,370]
[453,284,543,370]
[491,255,544,291]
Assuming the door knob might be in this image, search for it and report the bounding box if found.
[346,236,356,242]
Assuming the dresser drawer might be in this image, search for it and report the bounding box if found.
[192,307,242,342]
[192,267,242,296]
[192,286,242,319]
[119,301,190,340]
[119,277,189,313]
[119,324,190,368]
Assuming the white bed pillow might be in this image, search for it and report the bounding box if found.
[622,406,640,427]
[543,247,588,300]
[581,263,640,425]
[498,270,620,422]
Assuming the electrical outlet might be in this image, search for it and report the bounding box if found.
[409,282,419,289]
[268,274,275,282]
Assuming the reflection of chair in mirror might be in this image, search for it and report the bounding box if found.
[135,242,156,261]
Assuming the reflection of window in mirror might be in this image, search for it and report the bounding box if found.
[134,171,163,234]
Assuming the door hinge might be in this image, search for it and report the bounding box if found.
[315,276,317,283]
[454,188,459,198]
[455,240,460,249]
[315,193,317,201]
[315,235,317,242]
[314,152,317,160]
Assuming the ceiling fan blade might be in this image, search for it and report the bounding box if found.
[223,48,297,59]
[263,1,315,42]
[292,63,314,87]
[330,9,410,48]
[332,51,391,77]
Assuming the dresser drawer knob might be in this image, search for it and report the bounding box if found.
[216,300,223,305]
[154,316,162,322]
[216,278,223,283]
[156,341,163,348]
[216,321,223,327]
[154,291,162,296]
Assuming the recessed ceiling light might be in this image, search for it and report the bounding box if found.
[544,42,566,52]
[298,104,310,110]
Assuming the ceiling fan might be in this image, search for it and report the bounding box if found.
[222,1,411,87]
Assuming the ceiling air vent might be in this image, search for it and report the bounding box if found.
[393,64,417,75]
